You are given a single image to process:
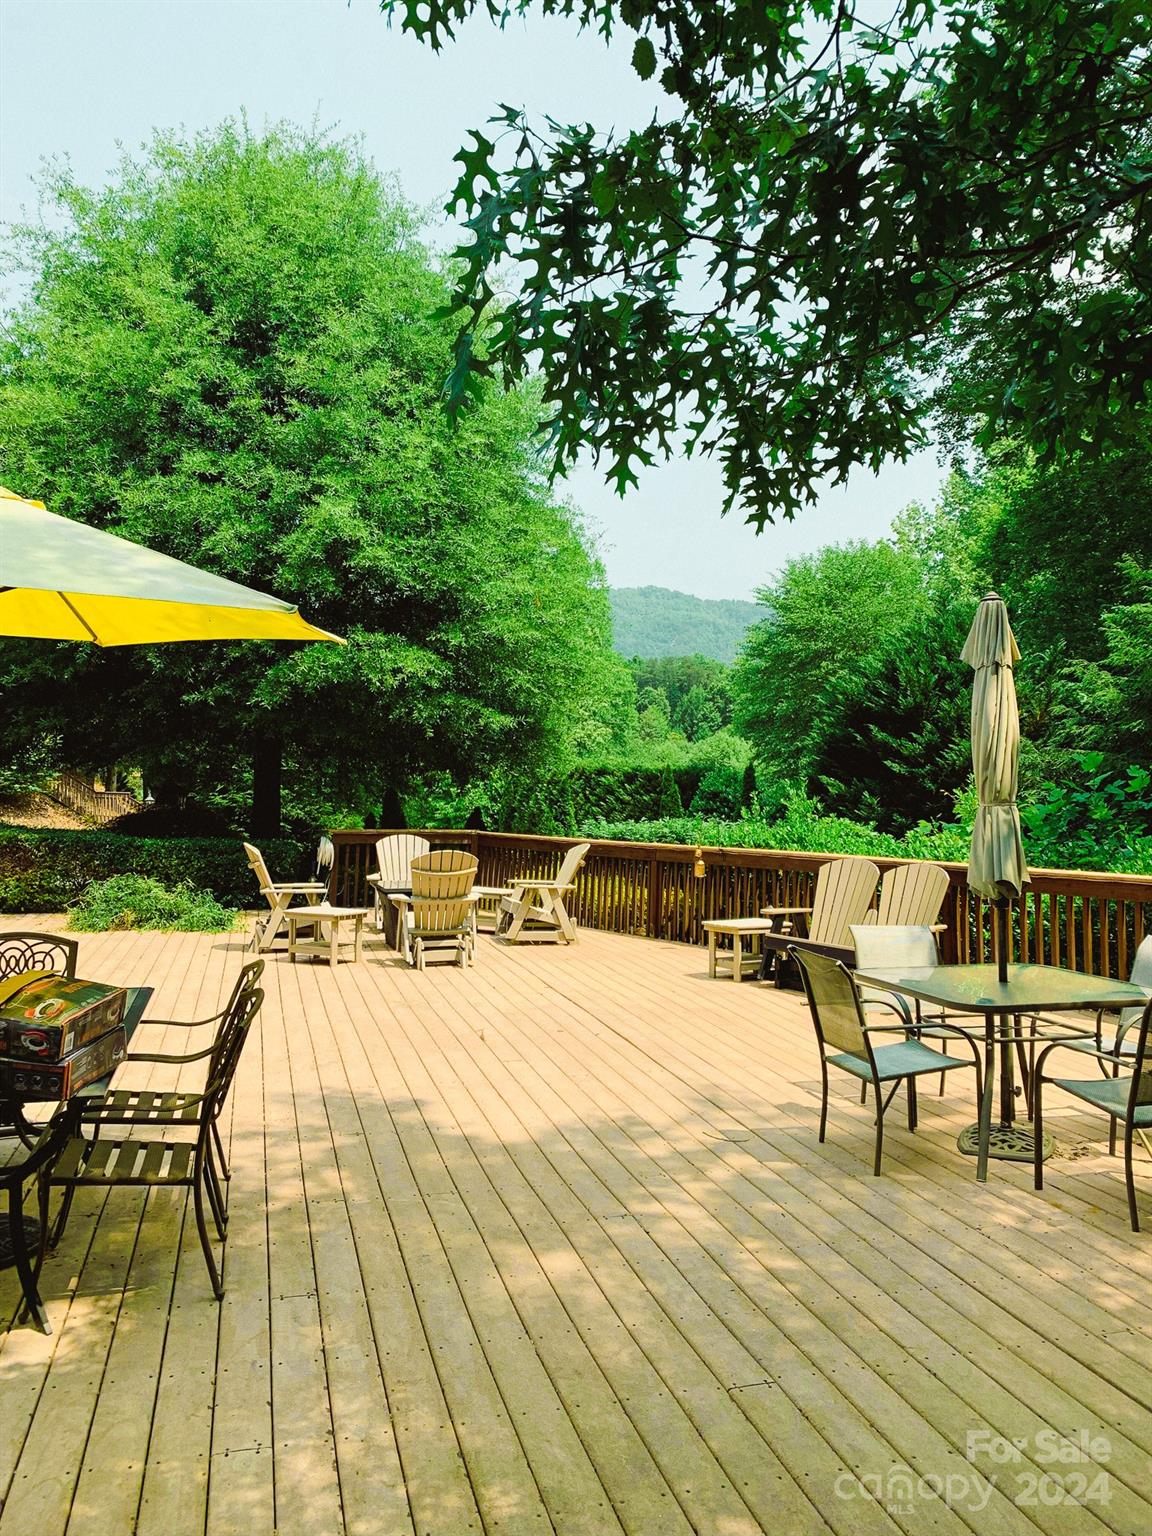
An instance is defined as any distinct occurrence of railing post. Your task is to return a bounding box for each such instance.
[648,856,661,940]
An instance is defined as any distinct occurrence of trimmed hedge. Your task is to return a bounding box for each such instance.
[0,827,310,913]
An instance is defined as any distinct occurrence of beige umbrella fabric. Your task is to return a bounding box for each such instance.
[962,593,1030,975]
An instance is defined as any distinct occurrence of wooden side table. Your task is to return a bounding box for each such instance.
[284,906,369,966]
[702,917,776,981]
[472,884,512,933]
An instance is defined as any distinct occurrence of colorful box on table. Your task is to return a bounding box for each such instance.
[0,975,128,1098]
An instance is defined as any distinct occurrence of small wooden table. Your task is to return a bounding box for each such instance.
[284,906,369,966]
[703,918,776,981]
[472,885,512,933]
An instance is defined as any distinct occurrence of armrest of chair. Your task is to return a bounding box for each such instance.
[272,881,328,894]
[126,1044,216,1064]
[760,905,812,917]
[137,1011,225,1031]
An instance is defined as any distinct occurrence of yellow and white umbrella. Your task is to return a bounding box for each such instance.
[0,487,342,646]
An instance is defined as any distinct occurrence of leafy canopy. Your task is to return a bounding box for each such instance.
[382,1,1152,525]
[0,122,613,826]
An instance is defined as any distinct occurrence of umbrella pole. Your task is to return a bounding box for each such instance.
[997,897,1009,986]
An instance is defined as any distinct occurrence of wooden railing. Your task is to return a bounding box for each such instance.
[48,772,139,824]
[331,829,1152,981]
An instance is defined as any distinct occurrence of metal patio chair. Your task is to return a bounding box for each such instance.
[0,1110,72,1332]
[48,967,265,1299]
[792,946,978,1175]
[0,931,80,1148]
[1033,995,1152,1231]
[0,931,78,982]
[850,924,984,1101]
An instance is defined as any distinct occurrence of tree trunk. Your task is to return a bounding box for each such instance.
[251,736,283,837]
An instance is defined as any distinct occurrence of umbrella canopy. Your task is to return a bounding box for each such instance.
[962,591,1029,904]
[0,487,342,646]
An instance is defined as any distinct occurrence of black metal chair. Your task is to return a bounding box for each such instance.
[0,932,78,982]
[0,1111,72,1332]
[48,965,264,1300]
[1033,996,1152,1231]
[0,931,80,1148]
[791,946,978,1175]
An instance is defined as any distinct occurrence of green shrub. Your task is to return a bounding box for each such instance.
[69,874,239,933]
[0,827,309,912]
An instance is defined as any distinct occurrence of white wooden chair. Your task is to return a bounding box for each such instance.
[497,842,590,944]
[367,833,430,937]
[861,861,950,930]
[758,857,880,981]
[243,842,328,953]
[391,850,479,970]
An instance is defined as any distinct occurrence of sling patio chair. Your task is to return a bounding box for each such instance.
[850,924,984,1101]
[496,841,591,945]
[367,833,430,941]
[243,841,328,953]
[1033,995,1152,1231]
[47,966,265,1300]
[792,946,978,1175]
[758,857,880,983]
[391,850,480,970]
[0,931,80,1148]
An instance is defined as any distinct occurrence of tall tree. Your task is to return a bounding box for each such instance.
[0,123,612,831]
[732,540,928,781]
[383,1,1152,525]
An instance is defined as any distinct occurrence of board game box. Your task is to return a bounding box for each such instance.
[0,975,128,1062]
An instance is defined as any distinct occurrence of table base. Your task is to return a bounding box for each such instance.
[957,1121,1054,1163]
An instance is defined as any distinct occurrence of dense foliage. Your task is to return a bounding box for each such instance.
[0,122,612,834]
[0,827,306,912]
[383,1,1152,525]
[69,873,239,932]
[609,587,763,662]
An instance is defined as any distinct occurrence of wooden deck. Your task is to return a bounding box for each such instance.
[1,922,1150,1536]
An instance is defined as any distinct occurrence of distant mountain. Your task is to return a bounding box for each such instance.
[609,586,766,663]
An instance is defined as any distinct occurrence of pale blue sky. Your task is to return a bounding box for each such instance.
[0,0,945,599]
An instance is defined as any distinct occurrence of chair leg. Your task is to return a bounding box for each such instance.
[872,1083,886,1176]
[211,1118,231,1181]
[193,1165,224,1300]
[203,1150,228,1239]
[1033,1082,1045,1191]
[1123,1122,1140,1233]
[906,1077,918,1133]
[818,1062,830,1144]
[9,1188,50,1334]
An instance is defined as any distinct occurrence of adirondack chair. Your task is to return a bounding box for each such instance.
[496,842,590,944]
[859,862,950,930]
[758,857,881,983]
[367,833,431,940]
[244,842,328,953]
[391,850,479,970]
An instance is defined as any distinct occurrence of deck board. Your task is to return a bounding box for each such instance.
[1,921,1149,1536]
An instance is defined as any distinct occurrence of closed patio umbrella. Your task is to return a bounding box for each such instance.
[962,591,1029,983]
[0,487,342,646]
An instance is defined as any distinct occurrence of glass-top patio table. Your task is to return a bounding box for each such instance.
[851,963,1149,1182]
